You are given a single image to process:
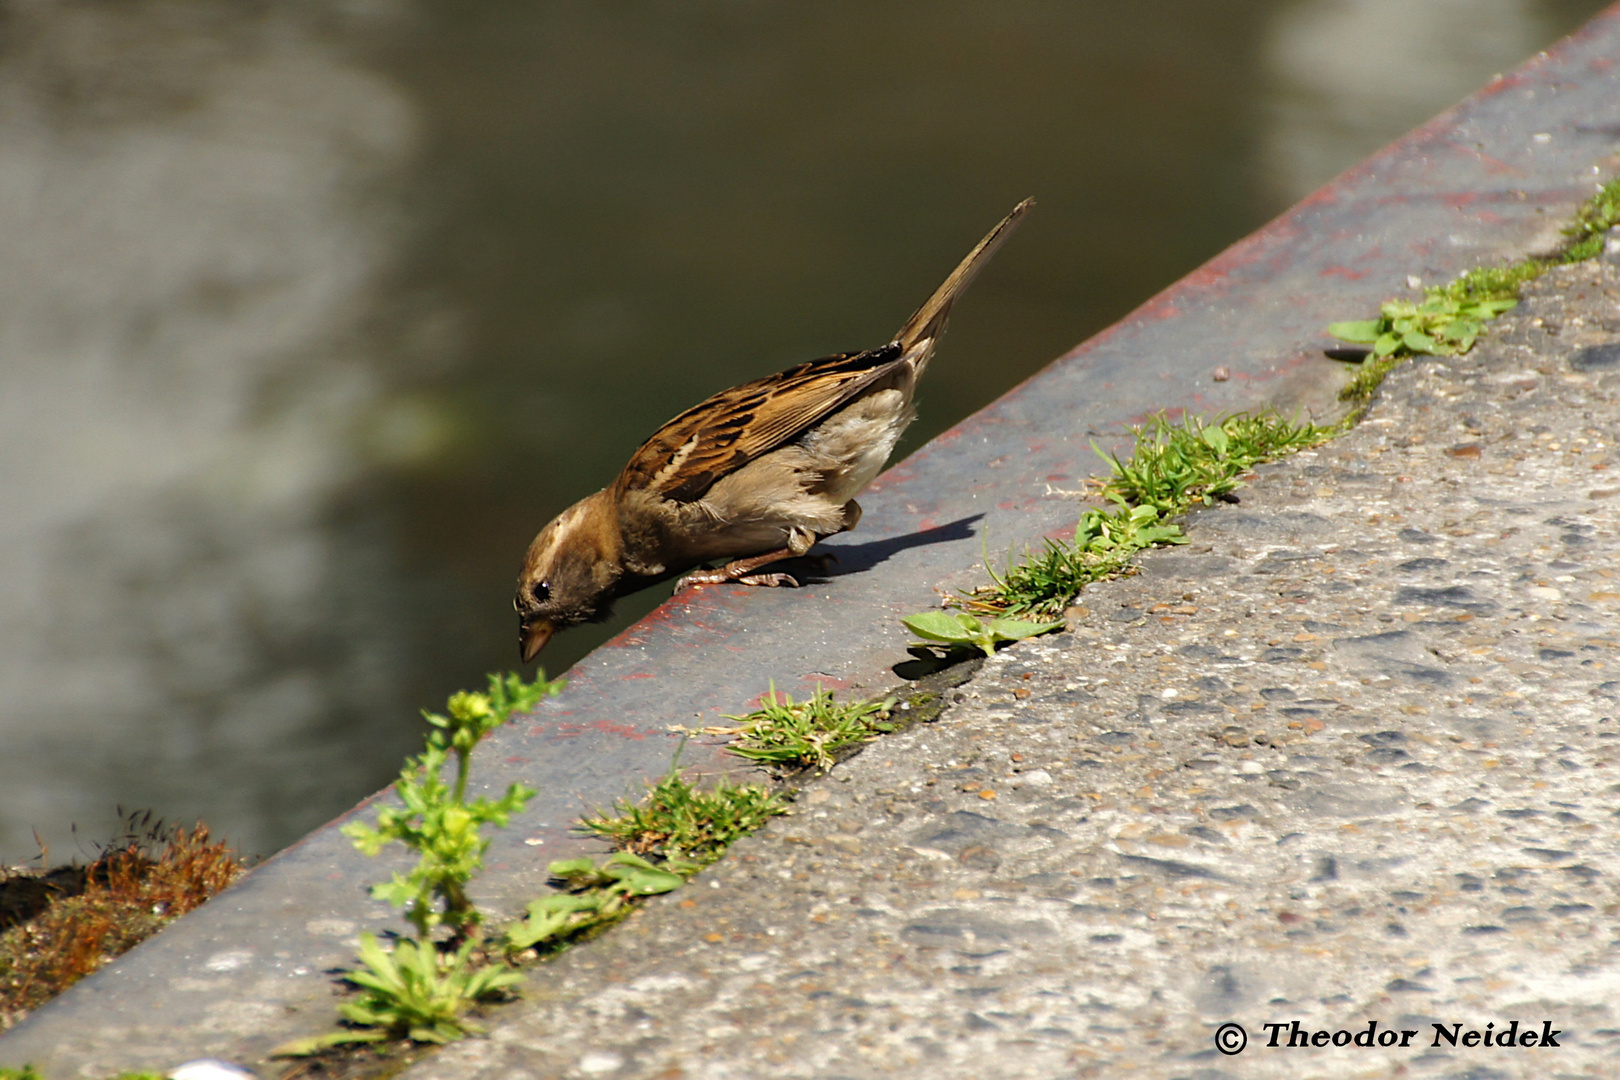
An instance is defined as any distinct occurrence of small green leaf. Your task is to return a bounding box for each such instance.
[532,892,602,915]
[984,617,1066,641]
[505,911,570,950]
[604,851,660,872]
[1401,330,1436,352]
[1373,333,1401,357]
[616,867,687,895]
[900,611,973,643]
[1327,320,1383,343]
[354,932,399,983]
[546,856,598,878]
[271,1028,390,1056]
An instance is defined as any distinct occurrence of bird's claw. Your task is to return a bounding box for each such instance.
[674,569,799,591]
[734,572,799,588]
[673,569,726,592]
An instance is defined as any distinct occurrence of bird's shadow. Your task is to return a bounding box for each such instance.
[626,513,982,610]
[782,512,983,581]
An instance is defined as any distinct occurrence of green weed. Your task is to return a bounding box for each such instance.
[1337,353,1401,409]
[278,671,561,1056]
[1103,411,1334,514]
[903,611,1065,657]
[954,410,1327,619]
[342,672,561,942]
[275,932,525,1054]
[1332,175,1620,407]
[503,762,789,955]
[1562,175,1620,260]
[503,853,688,953]
[580,768,788,865]
[1433,260,1545,305]
[956,498,1183,619]
[338,933,523,1045]
[506,762,788,956]
[546,852,690,893]
[1327,293,1518,361]
[719,685,896,771]
[957,500,1181,618]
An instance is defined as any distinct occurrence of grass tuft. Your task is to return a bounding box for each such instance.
[958,499,1180,619]
[334,933,521,1046]
[505,772,787,959]
[1561,175,1620,261]
[957,410,1330,619]
[1103,411,1333,513]
[719,685,896,771]
[580,767,788,865]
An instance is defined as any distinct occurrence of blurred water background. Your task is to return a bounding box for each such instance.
[0,0,1606,861]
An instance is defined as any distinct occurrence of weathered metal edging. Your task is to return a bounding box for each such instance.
[5,5,1619,1069]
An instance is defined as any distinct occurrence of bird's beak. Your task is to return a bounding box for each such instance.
[520,618,555,663]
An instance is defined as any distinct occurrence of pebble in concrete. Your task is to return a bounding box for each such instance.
[399,256,1620,1079]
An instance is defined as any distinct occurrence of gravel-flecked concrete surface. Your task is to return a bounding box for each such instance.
[399,249,1620,1080]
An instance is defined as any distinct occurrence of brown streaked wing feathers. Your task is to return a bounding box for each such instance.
[617,343,906,504]
[617,199,1033,507]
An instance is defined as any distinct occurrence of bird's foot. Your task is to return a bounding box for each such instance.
[674,544,801,592]
[674,567,799,591]
[670,544,803,595]
[673,568,729,592]
[733,572,799,588]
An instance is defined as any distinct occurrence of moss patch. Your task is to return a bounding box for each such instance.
[0,814,244,1029]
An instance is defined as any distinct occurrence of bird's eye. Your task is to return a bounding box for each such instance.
[531,582,551,605]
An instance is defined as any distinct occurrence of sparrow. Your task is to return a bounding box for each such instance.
[516,199,1032,661]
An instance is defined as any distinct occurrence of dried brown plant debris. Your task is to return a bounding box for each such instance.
[0,812,245,1028]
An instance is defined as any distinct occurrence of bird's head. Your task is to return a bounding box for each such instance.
[515,489,624,662]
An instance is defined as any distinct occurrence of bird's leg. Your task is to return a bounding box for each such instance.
[786,499,859,574]
[675,546,801,591]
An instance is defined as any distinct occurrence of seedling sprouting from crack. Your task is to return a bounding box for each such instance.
[276,671,561,1055]
[902,611,1064,657]
[947,410,1329,620]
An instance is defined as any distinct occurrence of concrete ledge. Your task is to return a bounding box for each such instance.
[5,7,1619,1071]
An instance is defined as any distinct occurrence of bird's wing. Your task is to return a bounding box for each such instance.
[618,343,906,504]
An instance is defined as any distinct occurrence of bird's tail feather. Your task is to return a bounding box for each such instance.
[894,197,1033,354]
